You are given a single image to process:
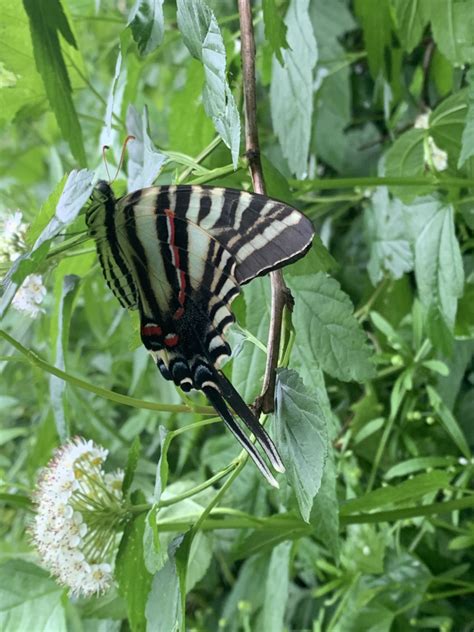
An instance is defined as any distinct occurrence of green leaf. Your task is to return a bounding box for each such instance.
[287,235,337,276]
[385,456,458,480]
[288,272,376,382]
[262,0,289,65]
[261,541,291,632]
[123,436,141,496]
[426,386,471,458]
[145,557,182,632]
[176,0,240,168]
[231,277,270,402]
[0,560,66,631]
[354,0,392,79]
[128,0,164,56]
[116,513,153,632]
[430,0,474,65]
[310,446,340,558]
[168,59,215,157]
[0,1,45,123]
[126,105,167,190]
[49,274,80,442]
[270,0,317,178]
[364,187,414,284]
[430,87,468,163]
[384,128,426,200]
[274,369,328,522]
[22,0,86,165]
[402,196,464,330]
[340,470,452,515]
[391,0,430,52]
[458,68,474,167]
[153,425,171,502]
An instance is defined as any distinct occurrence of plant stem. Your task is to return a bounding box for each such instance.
[291,175,474,191]
[239,0,287,413]
[0,330,213,415]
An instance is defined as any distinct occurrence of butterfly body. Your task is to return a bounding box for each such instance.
[87,181,314,485]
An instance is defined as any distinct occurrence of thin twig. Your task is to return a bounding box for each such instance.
[238,0,290,413]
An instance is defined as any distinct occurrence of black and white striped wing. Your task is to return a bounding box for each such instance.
[86,181,314,486]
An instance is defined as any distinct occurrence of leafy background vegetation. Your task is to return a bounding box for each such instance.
[1,0,474,630]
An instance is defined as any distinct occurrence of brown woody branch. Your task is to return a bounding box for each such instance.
[238,0,290,413]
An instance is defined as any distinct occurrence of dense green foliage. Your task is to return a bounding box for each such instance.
[1,0,474,630]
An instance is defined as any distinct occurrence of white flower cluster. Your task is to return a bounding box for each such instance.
[0,210,28,263]
[414,112,448,172]
[12,274,47,318]
[31,437,125,597]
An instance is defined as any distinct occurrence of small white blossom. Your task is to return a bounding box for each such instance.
[0,210,28,263]
[427,136,448,171]
[414,112,430,129]
[31,437,125,598]
[12,274,47,318]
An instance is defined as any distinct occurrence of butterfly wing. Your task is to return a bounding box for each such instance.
[87,181,314,485]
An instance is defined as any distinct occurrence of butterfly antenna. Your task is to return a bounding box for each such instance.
[111,135,136,184]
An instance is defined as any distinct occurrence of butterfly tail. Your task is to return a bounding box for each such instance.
[202,384,279,488]
[214,371,285,474]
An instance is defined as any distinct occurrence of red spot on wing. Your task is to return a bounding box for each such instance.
[141,324,162,337]
[164,333,179,347]
[173,307,185,320]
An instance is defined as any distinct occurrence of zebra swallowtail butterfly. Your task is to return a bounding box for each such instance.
[86,182,314,486]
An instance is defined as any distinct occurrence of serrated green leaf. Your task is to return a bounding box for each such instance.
[288,272,376,382]
[176,0,240,168]
[430,88,468,163]
[354,0,392,79]
[310,446,340,558]
[262,0,289,65]
[274,369,328,523]
[126,105,166,190]
[22,0,86,165]
[402,196,464,330]
[128,0,164,56]
[116,513,153,632]
[145,556,182,632]
[365,187,414,284]
[384,129,426,200]
[270,0,317,178]
[0,560,67,631]
[340,470,452,515]
[123,436,141,495]
[430,0,474,66]
[261,541,291,632]
[231,278,270,402]
[427,386,471,458]
[391,0,430,52]
[458,68,474,167]
[49,274,80,442]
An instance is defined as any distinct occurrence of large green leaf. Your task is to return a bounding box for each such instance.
[354,0,392,79]
[262,0,289,65]
[176,0,240,168]
[391,0,430,52]
[384,128,426,200]
[364,187,414,284]
[430,0,474,65]
[261,541,291,632]
[0,560,66,631]
[270,0,317,178]
[116,513,153,632]
[274,369,328,522]
[458,68,474,167]
[126,105,167,189]
[145,557,182,632]
[430,88,467,163]
[402,196,464,330]
[288,272,376,382]
[22,0,86,165]
[128,0,164,56]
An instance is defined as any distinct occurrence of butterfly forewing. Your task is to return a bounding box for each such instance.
[87,181,314,485]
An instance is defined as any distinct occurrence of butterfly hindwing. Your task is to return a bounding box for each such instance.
[87,180,314,484]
